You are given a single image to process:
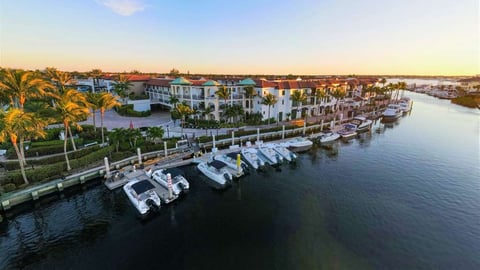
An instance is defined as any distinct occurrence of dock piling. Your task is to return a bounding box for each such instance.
[137,148,142,166]
[237,153,241,176]
[282,125,285,139]
[164,141,168,157]
[231,131,235,146]
[167,173,173,199]
[104,157,111,178]
[320,120,324,131]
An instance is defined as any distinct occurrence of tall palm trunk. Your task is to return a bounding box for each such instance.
[68,126,77,151]
[267,106,271,125]
[101,109,105,144]
[92,109,97,132]
[63,122,71,171]
[12,141,29,185]
[19,138,27,166]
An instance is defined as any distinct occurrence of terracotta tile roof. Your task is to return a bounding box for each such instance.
[146,78,173,87]
[254,79,277,88]
[126,75,152,81]
[190,79,208,86]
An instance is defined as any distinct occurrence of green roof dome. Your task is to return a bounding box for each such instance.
[238,78,256,86]
[202,80,220,86]
[170,77,192,85]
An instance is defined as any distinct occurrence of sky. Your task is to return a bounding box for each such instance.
[0,0,478,75]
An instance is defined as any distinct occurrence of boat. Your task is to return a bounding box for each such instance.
[350,116,373,132]
[147,168,189,196]
[197,160,233,185]
[337,124,358,140]
[213,152,249,177]
[281,137,313,152]
[270,143,297,162]
[398,97,413,113]
[123,179,161,217]
[257,144,283,165]
[382,103,402,121]
[241,147,265,169]
[316,132,341,144]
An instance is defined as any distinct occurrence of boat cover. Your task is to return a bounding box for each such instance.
[226,152,239,159]
[131,180,155,194]
[209,160,227,169]
[163,168,184,178]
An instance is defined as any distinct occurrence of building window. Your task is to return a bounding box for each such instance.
[282,100,284,105]
[282,90,285,95]
[257,101,260,104]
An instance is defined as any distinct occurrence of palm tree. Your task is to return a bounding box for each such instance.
[146,126,164,144]
[98,92,121,144]
[215,86,230,110]
[169,95,180,109]
[315,88,328,115]
[85,92,102,132]
[53,89,91,170]
[109,128,126,152]
[379,78,387,87]
[0,109,47,185]
[331,86,346,119]
[45,68,76,93]
[112,75,133,102]
[0,69,53,110]
[290,90,307,119]
[90,69,103,91]
[262,93,278,125]
[0,69,52,165]
[175,103,193,136]
[244,86,256,114]
[202,106,213,120]
[125,128,142,148]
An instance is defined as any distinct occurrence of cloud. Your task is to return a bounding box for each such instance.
[98,0,146,16]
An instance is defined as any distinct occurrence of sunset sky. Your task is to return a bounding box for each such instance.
[0,0,478,75]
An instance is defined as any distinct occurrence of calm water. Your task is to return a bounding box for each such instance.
[1,92,479,269]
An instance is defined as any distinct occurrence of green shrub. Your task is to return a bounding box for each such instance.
[30,138,84,148]
[2,183,16,193]
[452,96,479,108]
[116,105,151,117]
[3,146,101,170]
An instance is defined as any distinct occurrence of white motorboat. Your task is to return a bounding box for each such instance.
[123,179,161,217]
[281,137,313,152]
[258,144,283,165]
[197,160,233,185]
[316,132,341,144]
[270,143,296,162]
[214,152,249,177]
[241,147,265,169]
[147,168,189,196]
[350,116,373,132]
[398,97,413,113]
[382,103,402,121]
[337,124,358,140]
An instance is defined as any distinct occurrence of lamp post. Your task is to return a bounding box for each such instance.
[166,125,170,138]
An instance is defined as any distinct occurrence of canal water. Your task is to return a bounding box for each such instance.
[1,92,479,269]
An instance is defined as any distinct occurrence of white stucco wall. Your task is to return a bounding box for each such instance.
[127,99,150,112]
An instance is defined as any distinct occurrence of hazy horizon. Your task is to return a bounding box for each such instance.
[1,0,478,76]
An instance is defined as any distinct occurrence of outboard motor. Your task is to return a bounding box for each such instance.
[224,173,231,181]
[241,163,249,173]
[146,199,158,212]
